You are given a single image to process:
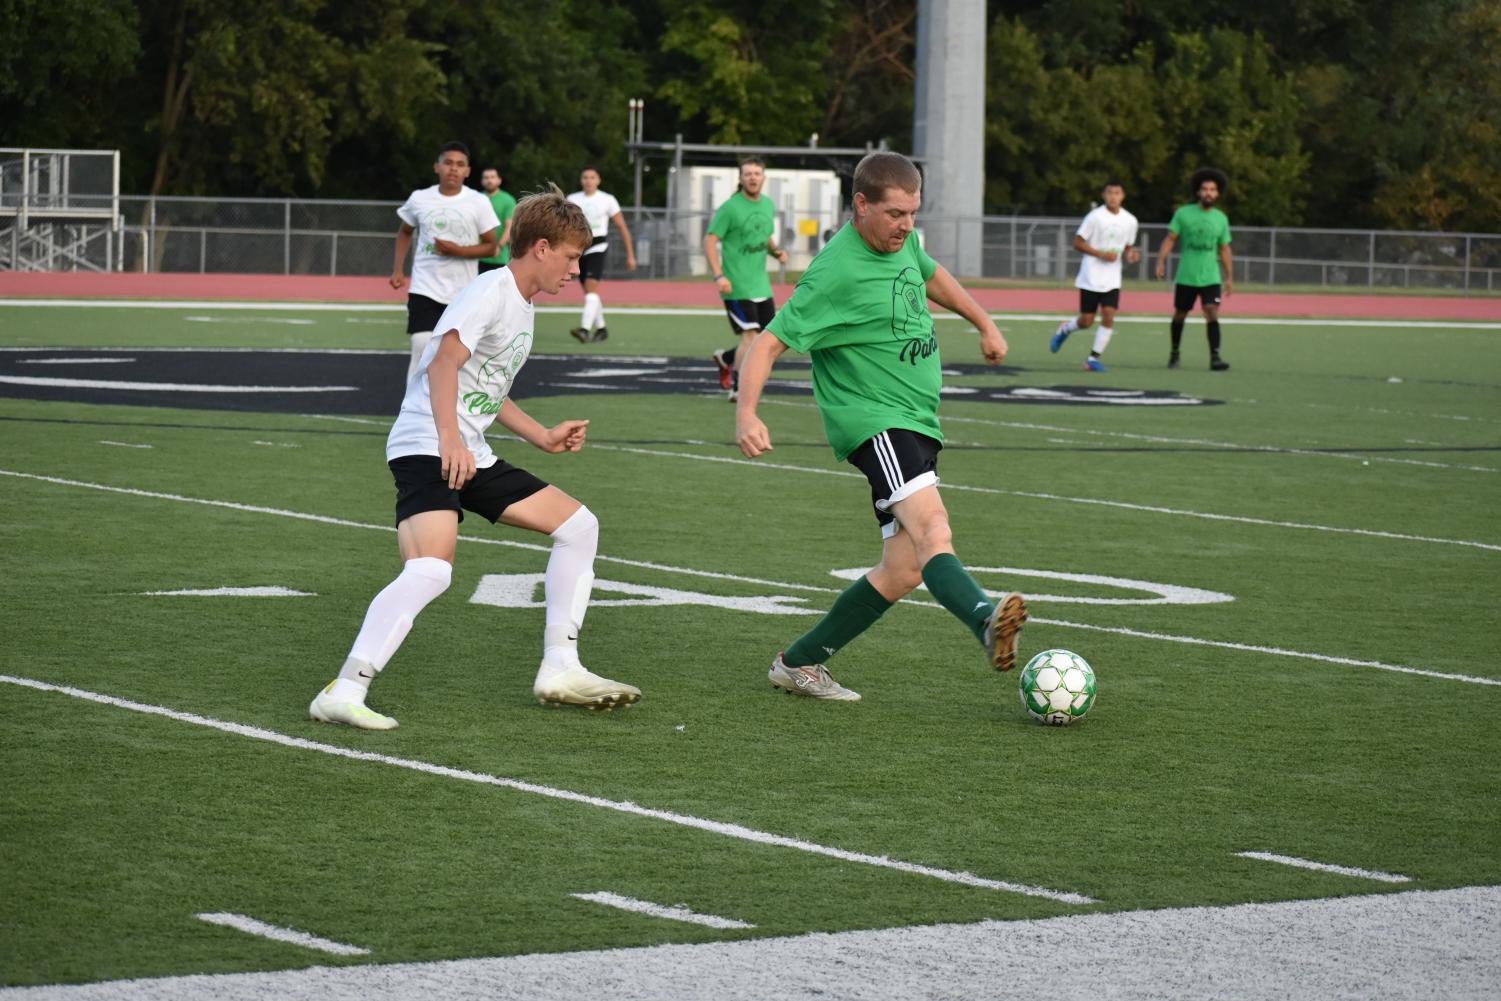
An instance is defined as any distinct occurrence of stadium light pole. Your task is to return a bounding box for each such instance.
[913,0,986,277]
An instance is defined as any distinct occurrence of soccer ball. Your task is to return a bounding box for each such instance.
[1018,649,1096,725]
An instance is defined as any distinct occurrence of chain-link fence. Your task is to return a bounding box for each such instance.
[5,192,1500,292]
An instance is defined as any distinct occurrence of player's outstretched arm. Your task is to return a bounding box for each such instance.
[926,264,1008,365]
[497,399,590,454]
[734,329,788,457]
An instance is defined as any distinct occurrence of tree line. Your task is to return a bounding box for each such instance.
[4,0,1497,230]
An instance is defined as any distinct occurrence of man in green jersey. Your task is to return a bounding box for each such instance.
[477,167,517,274]
[734,151,1027,702]
[1155,167,1233,370]
[704,157,790,400]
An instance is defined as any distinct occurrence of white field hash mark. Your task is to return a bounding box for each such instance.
[1235,851,1412,884]
[571,892,756,930]
[194,912,370,956]
[1,468,1496,688]
[0,675,1096,905]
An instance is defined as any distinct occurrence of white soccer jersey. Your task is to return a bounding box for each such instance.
[386,267,533,469]
[567,189,622,256]
[396,185,502,303]
[1074,205,1140,292]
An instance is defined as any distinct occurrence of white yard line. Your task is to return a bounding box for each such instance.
[0,674,1094,905]
[6,885,1497,1000]
[1235,852,1412,884]
[193,913,370,956]
[571,893,755,930]
[0,468,1494,686]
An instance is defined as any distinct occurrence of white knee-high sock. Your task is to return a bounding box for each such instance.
[345,557,452,679]
[542,506,598,667]
[1092,325,1115,355]
[407,330,433,386]
[582,292,603,332]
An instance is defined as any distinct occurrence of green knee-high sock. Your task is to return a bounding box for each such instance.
[784,575,893,667]
[921,552,994,644]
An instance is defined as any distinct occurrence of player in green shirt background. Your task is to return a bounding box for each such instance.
[477,166,517,273]
[703,157,790,400]
[734,152,1027,702]
[1155,167,1233,370]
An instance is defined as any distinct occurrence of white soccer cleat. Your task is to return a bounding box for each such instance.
[768,654,861,701]
[309,682,399,730]
[533,664,642,710]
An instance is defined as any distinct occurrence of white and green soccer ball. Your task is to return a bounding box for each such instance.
[1018,649,1097,725]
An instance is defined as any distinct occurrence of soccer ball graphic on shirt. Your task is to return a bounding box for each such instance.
[1018,649,1097,725]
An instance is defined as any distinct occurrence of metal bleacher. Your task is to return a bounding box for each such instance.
[0,148,122,272]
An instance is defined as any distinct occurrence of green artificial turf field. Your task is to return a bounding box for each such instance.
[1,300,1498,988]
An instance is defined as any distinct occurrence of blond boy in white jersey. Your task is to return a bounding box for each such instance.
[313,186,642,730]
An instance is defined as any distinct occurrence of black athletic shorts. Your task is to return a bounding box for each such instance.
[1173,284,1222,312]
[847,429,943,539]
[579,249,607,283]
[1078,288,1121,313]
[477,260,504,274]
[389,454,548,527]
[406,293,447,335]
[723,298,777,336]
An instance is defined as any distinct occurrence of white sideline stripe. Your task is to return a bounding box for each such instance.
[571,892,755,930]
[0,375,358,393]
[193,913,370,956]
[98,440,152,449]
[0,674,1093,905]
[11,886,1499,1001]
[1235,852,1412,884]
[1,468,1494,687]
[578,441,1501,552]
[4,299,1501,328]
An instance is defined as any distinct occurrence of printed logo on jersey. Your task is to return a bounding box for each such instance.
[419,207,473,255]
[462,331,532,415]
[891,266,937,365]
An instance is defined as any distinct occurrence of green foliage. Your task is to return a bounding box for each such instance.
[655,0,835,145]
[4,0,1498,231]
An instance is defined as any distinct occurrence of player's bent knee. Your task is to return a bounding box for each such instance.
[552,504,599,545]
[404,555,452,598]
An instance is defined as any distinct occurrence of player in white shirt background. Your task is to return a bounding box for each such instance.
[312,185,642,731]
[1049,180,1141,373]
[566,165,637,343]
[390,141,500,386]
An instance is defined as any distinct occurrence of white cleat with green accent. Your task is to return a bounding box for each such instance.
[534,664,641,710]
[309,683,399,730]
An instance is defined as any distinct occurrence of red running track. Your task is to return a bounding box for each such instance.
[1,271,1497,321]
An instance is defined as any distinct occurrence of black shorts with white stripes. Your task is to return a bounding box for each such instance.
[846,429,943,539]
[722,298,777,336]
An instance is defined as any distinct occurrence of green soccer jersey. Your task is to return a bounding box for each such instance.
[707,191,776,300]
[1168,203,1231,287]
[768,223,942,460]
[480,189,518,265]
